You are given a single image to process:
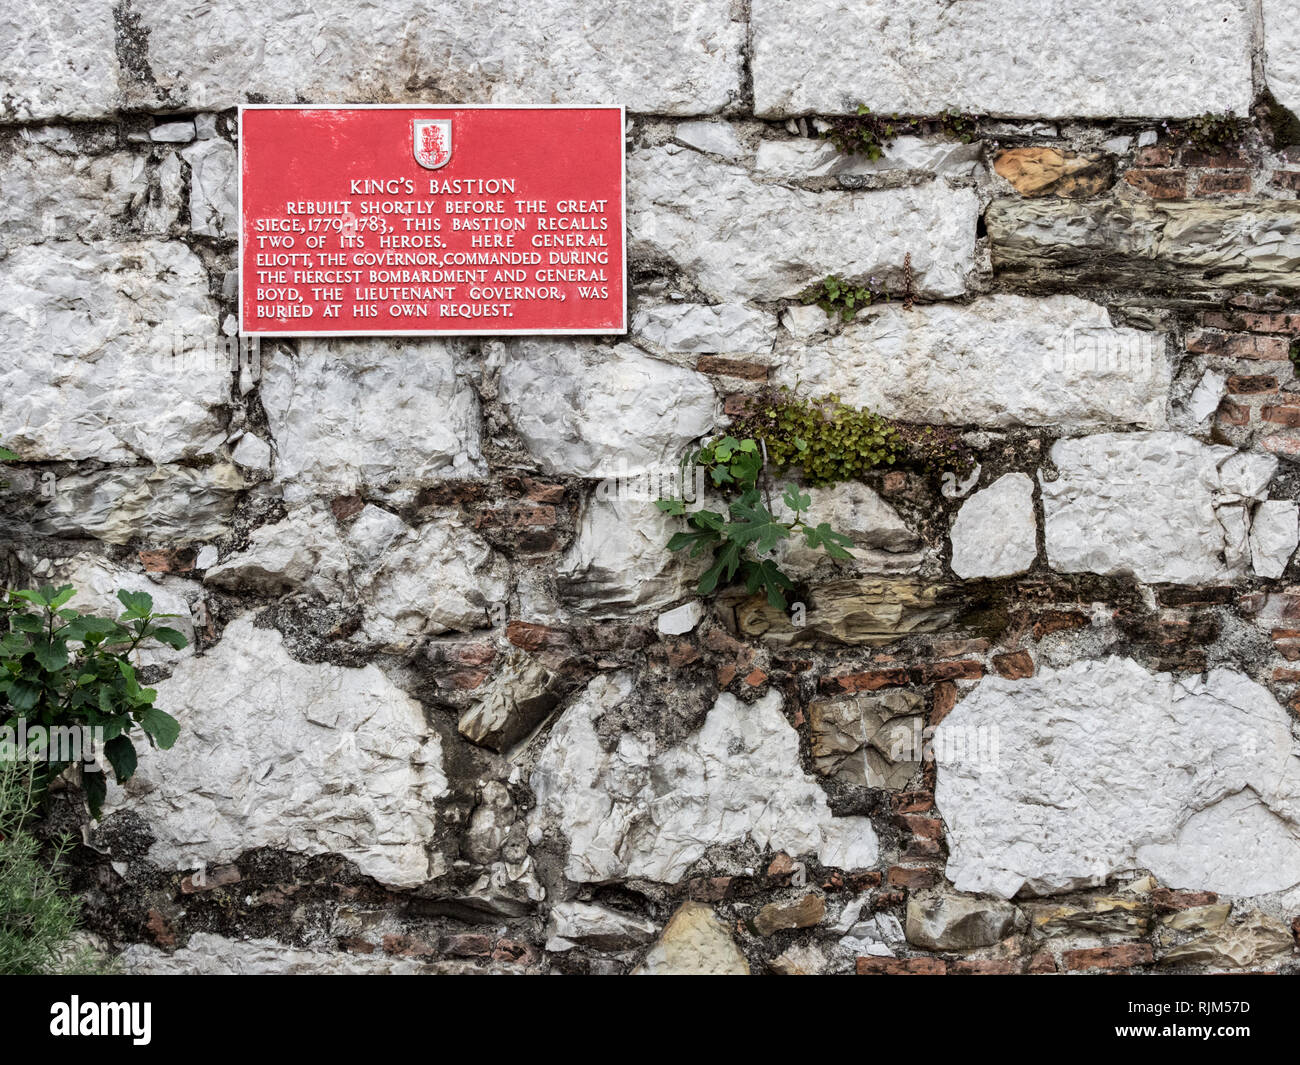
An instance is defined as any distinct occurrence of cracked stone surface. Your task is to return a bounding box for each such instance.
[531,676,879,883]
[106,615,450,889]
[935,656,1300,900]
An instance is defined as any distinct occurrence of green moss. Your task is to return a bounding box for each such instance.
[733,388,975,487]
[1259,90,1300,149]
[821,106,978,159]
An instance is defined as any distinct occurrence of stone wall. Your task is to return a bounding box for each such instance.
[3,0,1300,975]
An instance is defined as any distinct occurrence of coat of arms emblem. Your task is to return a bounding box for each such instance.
[413,119,453,170]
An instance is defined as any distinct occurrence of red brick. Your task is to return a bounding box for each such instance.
[743,667,768,687]
[1274,170,1300,193]
[1151,888,1219,913]
[492,939,537,965]
[899,814,943,840]
[914,660,984,683]
[949,959,1018,975]
[1273,667,1300,682]
[717,663,737,687]
[138,548,196,574]
[447,669,489,690]
[1062,944,1154,970]
[144,908,176,948]
[451,642,497,667]
[928,637,991,658]
[992,649,1035,679]
[1027,950,1058,973]
[330,494,366,521]
[1032,610,1091,638]
[1194,171,1250,196]
[506,620,566,652]
[1180,148,1249,168]
[1124,168,1186,199]
[696,355,769,381]
[1134,146,1174,167]
[767,852,797,879]
[903,839,943,860]
[1187,329,1290,360]
[856,956,947,975]
[887,866,938,891]
[443,933,493,957]
[1262,403,1300,427]
[663,640,701,667]
[930,681,958,727]
[895,789,934,814]
[683,876,734,902]
[1217,400,1251,427]
[524,479,567,504]
[1226,374,1279,394]
[476,503,557,528]
[1201,311,1300,335]
[1261,433,1300,458]
[338,936,375,954]
[723,393,754,416]
[847,870,883,892]
[703,627,746,656]
[824,668,910,693]
[382,934,437,958]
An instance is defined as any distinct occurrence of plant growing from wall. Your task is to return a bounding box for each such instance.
[800,274,888,321]
[0,444,16,490]
[1179,111,1244,153]
[821,106,978,159]
[656,436,854,609]
[0,585,187,819]
[733,389,903,485]
[0,763,113,974]
[734,388,976,486]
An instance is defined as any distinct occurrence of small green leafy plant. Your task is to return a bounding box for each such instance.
[800,274,888,321]
[735,387,976,485]
[733,388,904,485]
[656,436,853,609]
[1180,111,1244,153]
[0,585,187,819]
[0,762,113,974]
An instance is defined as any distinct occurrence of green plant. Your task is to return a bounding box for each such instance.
[657,436,854,608]
[0,763,89,974]
[821,105,978,158]
[1180,111,1244,153]
[800,274,888,321]
[0,444,16,490]
[892,422,977,479]
[0,585,187,819]
[734,388,904,485]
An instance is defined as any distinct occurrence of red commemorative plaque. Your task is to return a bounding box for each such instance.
[238,105,626,336]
